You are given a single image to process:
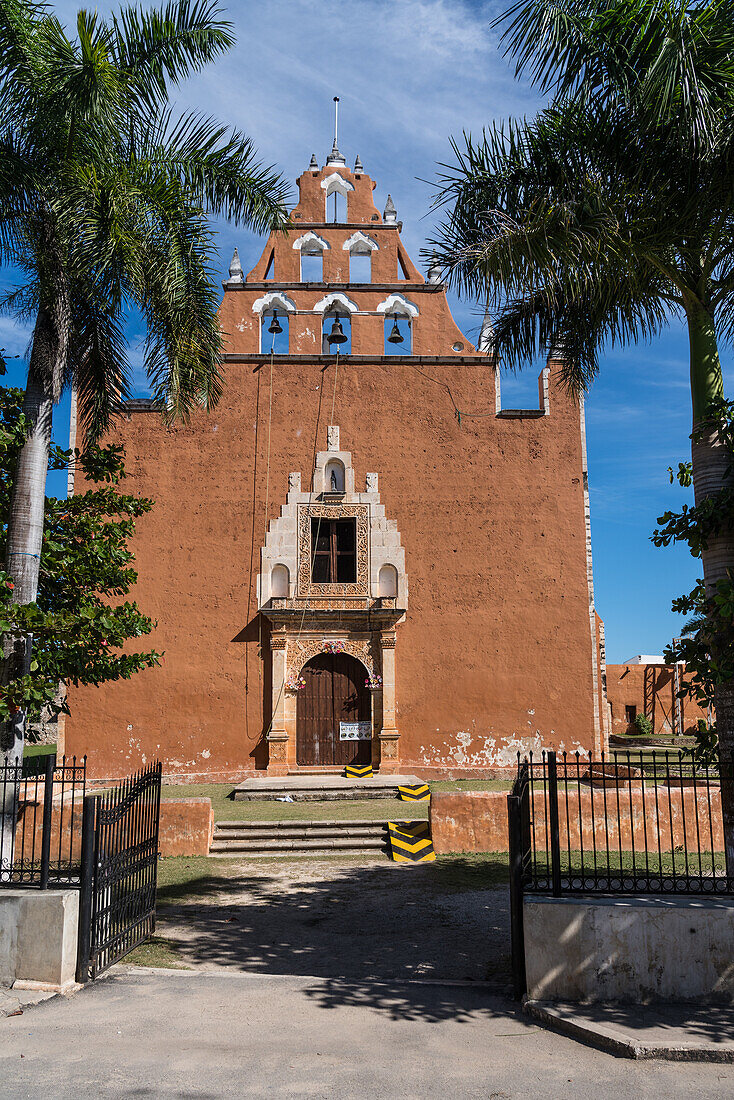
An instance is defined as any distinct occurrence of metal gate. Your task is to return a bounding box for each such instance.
[77,762,162,981]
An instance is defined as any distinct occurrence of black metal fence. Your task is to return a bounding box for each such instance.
[0,755,86,887]
[508,749,734,998]
[76,761,162,981]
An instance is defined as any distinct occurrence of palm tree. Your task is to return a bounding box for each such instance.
[430,0,734,863]
[0,0,289,862]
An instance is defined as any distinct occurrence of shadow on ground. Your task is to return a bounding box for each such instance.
[151,856,512,1020]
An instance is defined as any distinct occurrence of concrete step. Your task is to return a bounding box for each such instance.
[232,774,423,802]
[209,818,393,857]
[210,836,388,854]
[215,818,389,832]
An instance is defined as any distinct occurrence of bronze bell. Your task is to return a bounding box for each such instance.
[327,315,348,345]
[267,310,283,335]
[387,314,404,344]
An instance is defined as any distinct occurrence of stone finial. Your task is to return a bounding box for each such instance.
[427,255,442,284]
[366,472,378,493]
[478,307,495,355]
[227,247,243,284]
[383,194,397,224]
[326,140,346,167]
[327,425,340,451]
[309,153,318,170]
[288,471,301,492]
[354,154,363,174]
[548,339,566,361]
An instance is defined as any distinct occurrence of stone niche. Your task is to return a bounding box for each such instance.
[257,426,407,774]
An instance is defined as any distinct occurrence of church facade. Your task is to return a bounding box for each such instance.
[65,145,607,781]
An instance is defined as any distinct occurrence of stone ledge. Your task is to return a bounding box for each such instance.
[524,999,734,1062]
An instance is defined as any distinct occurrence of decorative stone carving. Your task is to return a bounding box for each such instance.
[327,426,340,451]
[297,504,369,597]
[290,636,378,680]
[366,472,378,492]
[381,634,397,649]
[288,471,301,491]
[270,635,287,651]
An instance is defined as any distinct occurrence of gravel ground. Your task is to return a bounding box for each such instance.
[153,857,512,987]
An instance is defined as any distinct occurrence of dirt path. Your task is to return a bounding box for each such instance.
[154,857,511,988]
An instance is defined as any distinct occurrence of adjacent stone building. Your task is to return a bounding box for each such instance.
[65,145,605,780]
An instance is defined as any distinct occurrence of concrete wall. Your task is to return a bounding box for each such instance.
[0,889,79,991]
[159,798,213,856]
[524,895,734,1002]
[430,787,725,854]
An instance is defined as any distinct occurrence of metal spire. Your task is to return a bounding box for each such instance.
[326,96,346,166]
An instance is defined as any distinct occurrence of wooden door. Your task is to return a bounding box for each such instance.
[297,653,372,766]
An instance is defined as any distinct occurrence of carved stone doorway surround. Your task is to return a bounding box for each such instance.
[257,427,407,775]
[264,619,401,775]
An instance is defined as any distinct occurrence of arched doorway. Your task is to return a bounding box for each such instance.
[296,653,371,766]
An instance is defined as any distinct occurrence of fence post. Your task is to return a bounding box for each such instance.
[39,754,55,890]
[508,794,527,999]
[76,794,96,983]
[547,751,562,897]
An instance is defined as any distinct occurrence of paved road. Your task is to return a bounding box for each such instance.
[1,967,731,1099]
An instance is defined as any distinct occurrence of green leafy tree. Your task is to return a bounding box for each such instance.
[430,0,734,868]
[657,397,734,763]
[0,386,159,725]
[0,0,290,781]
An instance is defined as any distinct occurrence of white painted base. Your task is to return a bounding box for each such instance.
[0,889,79,991]
[524,894,734,1003]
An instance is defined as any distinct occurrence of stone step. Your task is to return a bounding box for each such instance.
[232,774,423,802]
[215,818,390,831]
[209,818,395,857]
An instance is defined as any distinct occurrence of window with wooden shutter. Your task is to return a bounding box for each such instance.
[311,518,357,583]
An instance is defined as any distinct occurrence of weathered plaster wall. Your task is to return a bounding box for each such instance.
[524,895,734,1003]
[606,663,708,738]
[64,358,597,779]
[430,786,724,853]
[158,798,213,856]
[65,158,600,779]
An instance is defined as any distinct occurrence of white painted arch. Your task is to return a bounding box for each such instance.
[376,293,419,318]
[320,172,354,198]
[313,291,359,315]
[292,231,330,254]
[252,291,297,315]
[342,230,378,254]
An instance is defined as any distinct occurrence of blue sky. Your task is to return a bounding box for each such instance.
[2,0,732,662]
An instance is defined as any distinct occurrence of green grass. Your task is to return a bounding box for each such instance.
[160,783,428,822]
[124,935,191,969]
[531,849,727,878]
[429,779,512,792]
[23,742,57,759]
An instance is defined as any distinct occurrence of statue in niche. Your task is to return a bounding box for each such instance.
[288,471,301,491]
[330,469,339,491]
[327,426,340,451]
[366,472,378,492]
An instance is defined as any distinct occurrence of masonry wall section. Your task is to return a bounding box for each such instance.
[65,351,597,779]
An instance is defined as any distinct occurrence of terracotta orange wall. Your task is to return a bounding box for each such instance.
[430,787,724,853]
[606,664,708,737]
[64,160,599,780]
[158,798,213,856]
[64,357,597,780]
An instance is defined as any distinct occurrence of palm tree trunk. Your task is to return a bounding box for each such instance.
[687,303,734,876]
[0,303,62,871]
